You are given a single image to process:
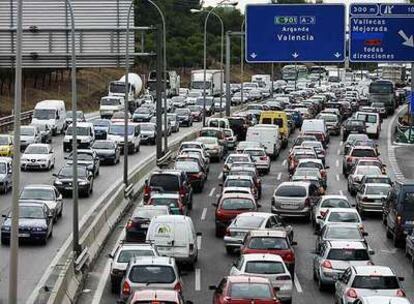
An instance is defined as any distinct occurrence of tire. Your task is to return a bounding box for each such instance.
[382,213,387,225]
[313,268,318,281]
[1,237,9,245]
[111,278,120,294]
[215,225,222,238]
[318,275,326,291]
[386,226,393,239]
[226,247,234,255]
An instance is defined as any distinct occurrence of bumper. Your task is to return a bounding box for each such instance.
[2,231,48,241]
[0,151,12,157]
[98,154,117,163]
[63,141,91,151]
[141,136,155,144]
[55,184,90,194]
[358,202,383,213]
[21,162,49,169]
[223,236,244,248]
[274,284,293,301]
[271,206,311,218]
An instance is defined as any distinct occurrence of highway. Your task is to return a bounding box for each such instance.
[76,109,414,304]
[0,115,205,303]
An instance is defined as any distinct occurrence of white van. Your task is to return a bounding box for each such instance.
[146,215,200,268]
[246,124,281,160]
[99,96,124,119]
[355,111,381,139]
[63,122,95,152]
[32,100,66,135]
[107,122,141,154]
[301,119,327,135]
[207,118,230,129]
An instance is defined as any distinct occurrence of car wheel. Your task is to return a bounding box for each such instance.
[382,213,387,225]
[215,225,222,238]
[1,236,9,245]
[40,237,47,246]
[111,278,120,294]
[226,247,234,255]
[318,274,326,291]
[96,168,100,176]
[2,182,7,194]
[386,225,393,239]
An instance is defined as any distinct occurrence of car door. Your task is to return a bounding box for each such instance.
[335,267,352,302]
[313,242,326,275]
[229,255,244,276]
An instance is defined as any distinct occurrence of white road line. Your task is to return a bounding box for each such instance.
[337,149,341,155]
[339,190,344,196]
[218,172,223,180]
[197,235,202,250]
[336,174,340,181]
[277,172,282,180]
[201,208,207,221]
[335,160,339,167]
[195,268,201,291]
[209,187,216,197]
[340,141,343,146]
[294,273,303,293]
[282,159,287,166]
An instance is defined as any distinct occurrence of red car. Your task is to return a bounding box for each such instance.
[240,229,297,275]
[124,289,193,304]
[213,193,259,237]
[209,275,280,304]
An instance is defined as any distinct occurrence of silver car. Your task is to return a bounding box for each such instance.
[311,195,352,228]
[356,183,391,215]
[335,266,405,304]
[313,241,373,290]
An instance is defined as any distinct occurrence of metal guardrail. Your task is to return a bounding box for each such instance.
[0,110,34,133]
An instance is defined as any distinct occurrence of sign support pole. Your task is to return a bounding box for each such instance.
[156,26,163,159]
[410,63,414,143]
[225,31,231,117]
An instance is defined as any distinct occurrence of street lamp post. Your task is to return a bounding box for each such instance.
[240,19,245,105]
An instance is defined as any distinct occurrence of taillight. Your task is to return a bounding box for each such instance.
[189,243,194,251]
[144,185,151,198]
[346,288,358,299]
[321,170,326,178]
[126,220,133,229]
[322,260,332,269]
[304,198,311,207]
[174,281,183,293]
[179,186,186,197]
[285,251,295,262]
[396,289,406,297]
[362,197,368,202]
[260,156,267,160]
[276,275,291,281]
[225,228,231,236]
[397,215,402,226]
[347,156,353,163]
[121,281,131,295]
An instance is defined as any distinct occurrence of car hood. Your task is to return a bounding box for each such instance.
[66,160,93,166]
[22,154,49,160]
[3,218,47,228]
[141,130,155,136]
[21,135,35,141]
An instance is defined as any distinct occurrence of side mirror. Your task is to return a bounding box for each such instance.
[196,232,202,236]
[208,285,217,291]
[291,241,298,246]
[48,215,53,219]
[257,204,262,208]
[52,173,57,177]
[108,253,114,259]
[325,166,330,169]
[186,301,194,304]
[212,203,218,207]
[362,232,369,237]
[273,286,280,293]
[398,277,405,282]
[2,214,7,218]
[369,249,375,255]
[316,215,323,220]
[219,183,223,187]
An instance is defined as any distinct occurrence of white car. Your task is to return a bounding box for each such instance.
[20,125,42,151]
[318,208,363,232]
[312,195,352,228]
[21,143,55,171]
[354,296,411,304]
[335,266,406,304]
[243,147,271,174]
[230,253,293,303]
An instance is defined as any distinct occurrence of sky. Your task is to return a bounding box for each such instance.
[203,0,407,13]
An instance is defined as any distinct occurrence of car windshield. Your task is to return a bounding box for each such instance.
[365,185,390,195]
[196,137,217,145]
[25,145,48,154]
[93,120,110,127]
[0,137,9,145]
[275,185,306,197]
[230,283,272,299]
[140,123,155,131]
[325,226,362,239]
[20,188,54,200]
[221,198,255,210]
[188,105,202,112]
[245,150,265,157]
[365,177,391,184]
[175,109,188,115]
[200,130,220,138]
[355,167,381,176]
[248,237,289,250]
[134,208,168,219]
[351,149,377,158]
[401,192,414,216]
[175,161,200,173]
[135,108,151,114]
[328,212,359,223]
[66,153,93,161]
[59,167,87,178]
[109,124,135,136]
[0,163,6,174]
[352,276,399,289]
[321,198,350,208]
[129,265,176,284]
[167,114,177,121]
[233,216,264,229]
[321,115,337,122]
[327,249,369,261]
[357,113,377,124]
[117,249,155,263]
[18,206,44,219]
[227,156,250,164]
[34,109,55,120]
[92,141,114,149]
[66,126,90,136]
[21,128,35,136]
[225,179,252,188]
[245,261,286,275]
[149,175,179,192]
[100,98,120,105]
[188,92,201,98]
[67,111,83,119]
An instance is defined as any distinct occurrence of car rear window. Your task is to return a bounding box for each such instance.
[245,261,285,275]
[129,265,176,283]
[230,283,272,299]
[233,216,265,229]
[150,175,179,192]
[225,179,252,188]
[117,249,155,263]
[327,249,369,261]
[352,275,399,289]
[321,198,350,208]
[228,118,244,127]
[221,198,255,210]
[328,212,359,223]
[247,237,289,250]
[325,226,362,240]
[275,185,307,197]
[351,149,377,158]
[402,192,414,216]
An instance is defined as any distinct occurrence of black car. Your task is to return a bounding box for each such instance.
[188,105,203,122]
[132,107,153,122]
[91,140,120,165]
[53,165,94,197]
[195,97,215,116]
[92,119,112,140]
[65,149,100,177]
[1,202,53,245]
[174,108,193,127]
[228,116,248,141]
[342,119,367,141]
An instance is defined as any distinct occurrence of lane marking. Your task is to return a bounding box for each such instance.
[339,190,344,196]
[197,235,202,250]
[218,172,223,180]
[340,141,343,146]
[335,160,339,167]
[209,187,216,197]
[282,160,287,166]
[201,208,207,221]
[336,174,340,181]
[277,173,282,180]
[294,273,303,293]
[337,149,341,155]
[195,268,201,291]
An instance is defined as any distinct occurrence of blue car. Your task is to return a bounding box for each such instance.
[93,119,112,140]
[1,202,53,245]
[285,109,302,128]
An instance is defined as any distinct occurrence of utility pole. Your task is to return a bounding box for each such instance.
[156,26,163,159]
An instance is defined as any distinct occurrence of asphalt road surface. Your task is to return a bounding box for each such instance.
[0,116,205,303]
[77,109,414,304]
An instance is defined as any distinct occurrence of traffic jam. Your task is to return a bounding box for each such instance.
[96,73,414,304]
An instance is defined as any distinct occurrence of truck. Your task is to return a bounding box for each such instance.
[369,80,396,115]
[379,64,406,87]
[99,96,125,119]
[190,69,223,97]
[147,70,180,98]
[108,73,143,113]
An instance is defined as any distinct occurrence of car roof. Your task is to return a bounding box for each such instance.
[117,243,155,250]
[150,193,180,199]
[328,208,359,213]
[352,145,376,150]
[327,241,367,249]
[151,169,182,176]
[321,195,348,200]
[241,253,285,263]
[129,255,175,266]
[248,229,287,238]
[130,290,179,302]
[69,122,93,127]
[364,183,391,188]
[226,175,253,180]
[22,184,54,190]
[18,202,47,208]
[278,181,310,187]
[353,266,395,276]
[221,192,255,200]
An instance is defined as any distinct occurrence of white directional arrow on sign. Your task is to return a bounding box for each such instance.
[334,52,341,58]
[398,30,414,48]
[292,52,299,58]
[250,52,257,59]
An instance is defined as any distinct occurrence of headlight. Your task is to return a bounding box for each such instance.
[33,227,46,231]
[54,181,62,185]
[2,226,10,231]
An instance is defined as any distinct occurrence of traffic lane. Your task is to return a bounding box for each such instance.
[394,146,414,179]
[0,122,204,303]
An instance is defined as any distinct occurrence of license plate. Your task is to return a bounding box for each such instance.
[18,233,30,238]
[282,204,298,210]
[405,221,414,225]
[140,224,149,228]
[234,232,246,237]
[158,246,172,252]
[350,130,358,133]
